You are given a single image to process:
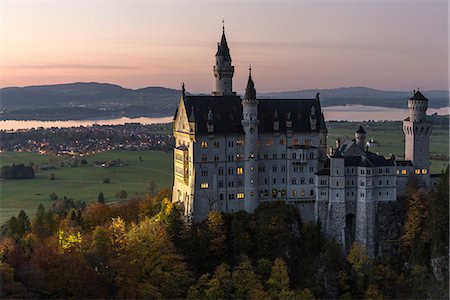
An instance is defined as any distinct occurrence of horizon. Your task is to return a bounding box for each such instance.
[2,81,450,94]
[1,0,449,92]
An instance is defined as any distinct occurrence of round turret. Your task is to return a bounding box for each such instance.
[408,89,428,122]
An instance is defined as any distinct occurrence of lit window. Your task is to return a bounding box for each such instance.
[237,167,243,175]
[415,169,421,175]
[266,139,273,146]
[422,169,427,174]
[301,190,305,197]
[201,182,208,189]
[201,141,208,148]
[237,139,244,146]
[396,170,399,174]
[292,139,299,145]
[236,193,245,199]
[279,139,285,145]
[292,190,297,197]
[401,169,407,175]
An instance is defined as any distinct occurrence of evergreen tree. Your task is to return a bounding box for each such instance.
[429,167,449,257]
[98,192,105,204]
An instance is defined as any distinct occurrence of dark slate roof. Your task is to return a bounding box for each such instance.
[216,31,231,61]
[331,149,344,158]
[409,90,428,101]
[331,151,394,167]
[316,169,330,176]
[288,145,317,149]
[339,140,354,153]
[396,160,413,166]
[365,152,395,166]
[258,98,326,133]
[344,156,362,166]
[183,95,244,134]
[178,95,326,135]
[244,72,256,100]
[356,126,366,134]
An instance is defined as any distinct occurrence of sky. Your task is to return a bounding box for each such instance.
[1,0,448,93]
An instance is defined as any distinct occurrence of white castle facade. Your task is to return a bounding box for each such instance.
[172,27,433,257]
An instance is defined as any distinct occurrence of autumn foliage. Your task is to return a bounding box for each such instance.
[1,170,449,300]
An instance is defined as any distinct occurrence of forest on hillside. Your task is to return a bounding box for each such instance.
[1,169,448,299]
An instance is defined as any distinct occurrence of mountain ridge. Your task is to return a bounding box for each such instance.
[1,82,448,120]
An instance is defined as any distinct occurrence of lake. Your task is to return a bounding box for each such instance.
[0,105,448,131]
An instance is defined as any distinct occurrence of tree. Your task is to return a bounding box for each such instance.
[428,167,449,257]
[16,210,30,238]
[31,204,57,239]
[90,226,113,257]
[365,284,384,300]
[0,164,34,179]
[231,256,268,299]
[49,192,58,200]
[207,211,226,259]
[402,189,429,249]
[148,180,157,195]
[98,192,105,204]
[116,190,127,201]
[118,219,192,299]
[266,257,290,298]
[81,202,113,229]
[2,210,30,241]
[347,242,369,273]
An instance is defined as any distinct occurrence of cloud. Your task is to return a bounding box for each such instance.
[8,64,139,70]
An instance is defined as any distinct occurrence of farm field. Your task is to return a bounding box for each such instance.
[0,150,173,224]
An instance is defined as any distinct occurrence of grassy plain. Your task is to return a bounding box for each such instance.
[0,150,173,224]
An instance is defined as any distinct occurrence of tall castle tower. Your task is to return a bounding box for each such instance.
[212,23,235,96]
[241,67,259,213]
[403,90,432,186]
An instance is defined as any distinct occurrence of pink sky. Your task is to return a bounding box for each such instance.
[1,0,448,93]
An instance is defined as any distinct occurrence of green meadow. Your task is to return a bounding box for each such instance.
[0,150,173,224]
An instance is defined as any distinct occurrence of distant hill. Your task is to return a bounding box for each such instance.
[261,87,449,108]
[0,83,448,120]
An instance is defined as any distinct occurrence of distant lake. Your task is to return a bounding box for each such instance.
[0,105,448,131]
[0,116,174,131]
[324,105,449,121]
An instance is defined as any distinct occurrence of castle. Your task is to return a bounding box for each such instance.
[172,26,433,257]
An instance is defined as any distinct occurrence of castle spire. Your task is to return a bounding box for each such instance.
[244,65,256,100]
[212,21,235,96]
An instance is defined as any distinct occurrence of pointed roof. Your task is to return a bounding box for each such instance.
[331,149,344,158]
[215,25,231,61]
[244,66,256,100]
[409,89,428,101]
[356,126,366,134]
